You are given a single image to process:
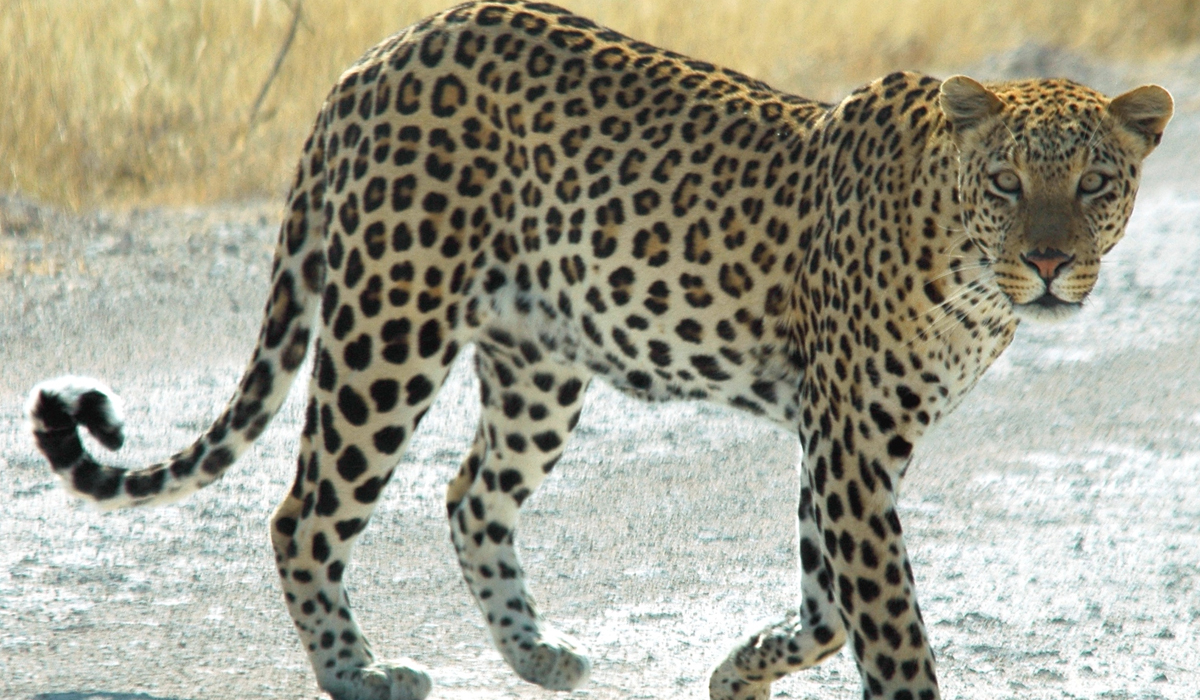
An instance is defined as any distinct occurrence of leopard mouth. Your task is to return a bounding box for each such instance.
[1031,292,1074,308]
[1012,291,1083,321]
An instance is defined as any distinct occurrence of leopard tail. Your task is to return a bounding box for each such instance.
[24,117,330,510]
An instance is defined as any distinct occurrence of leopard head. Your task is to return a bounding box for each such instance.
[939,75,1172,321]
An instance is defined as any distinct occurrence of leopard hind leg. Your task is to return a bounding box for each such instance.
[444,336,593,691]
[270,334,460,700]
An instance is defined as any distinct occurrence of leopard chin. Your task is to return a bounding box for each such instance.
[1012,293,1086,322]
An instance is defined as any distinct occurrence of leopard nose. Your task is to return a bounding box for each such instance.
[1021,248,1075,281]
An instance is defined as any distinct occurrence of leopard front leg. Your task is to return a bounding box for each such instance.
[712,421,939,700]
[446,346,592,690]
[800,427,940,699]
[710,458,847,700]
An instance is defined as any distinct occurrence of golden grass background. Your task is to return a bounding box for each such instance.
[3,0,1199,209]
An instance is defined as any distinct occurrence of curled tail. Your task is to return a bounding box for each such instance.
[26,135,329,510]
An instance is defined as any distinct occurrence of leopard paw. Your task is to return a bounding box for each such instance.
[321,658,432,700]
[709,657,772,700]
[501,628,591,691]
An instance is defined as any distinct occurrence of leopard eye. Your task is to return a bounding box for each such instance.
[990,170,1022,196]
[1078,171,1109,195]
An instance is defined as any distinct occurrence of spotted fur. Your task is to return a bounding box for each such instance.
[26,2,1171,699]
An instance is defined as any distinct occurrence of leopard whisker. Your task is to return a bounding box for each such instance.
[925,262,991,286]
[907,283,982,345]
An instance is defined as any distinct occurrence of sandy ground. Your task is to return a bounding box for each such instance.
[2,51,1199,700]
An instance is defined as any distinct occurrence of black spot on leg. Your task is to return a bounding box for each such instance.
[531,430,561,452]
[343,334,372,371]
[881,623,903,650]
[502,393,525,418]
[381,318,411,364]
[887,436,912,459]
[896,385,921,409]
[337,386,370,426]
[406,375,434,405]
[302,251,325,292]
[518,341,542,363]
[690,354,730,381]
[315,479,340,516]
[418,319,443,357]
[321,405,342,454]
[369,379,399,412]
[486,522,510,543]
[333,305,355,340]
[857,577,881,603]
[556,377,583,406]
[887,597,909,618]
[335,518,364,541]
[354,476,386,504]
[312,532,331,563]
[373,425,406,454]
[627,371,651,389]
[275,516,298,537]
[826,493,844,522]
[800,537,820,573]
[498,469,523,492]
[813,625,836,645]
[876,654,897,681]
[533,373,554,391]
[869,403,895,433]
[336,445,367,481]
[318,348,338,391]
[860,613,880,642]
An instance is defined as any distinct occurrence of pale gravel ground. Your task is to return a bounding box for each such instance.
[1,51,1198,700]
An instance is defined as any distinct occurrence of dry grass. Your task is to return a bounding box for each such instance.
[3,0,1198,209]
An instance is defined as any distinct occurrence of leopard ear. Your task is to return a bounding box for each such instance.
[1110,84,1173,153]
[939,75,1004,135]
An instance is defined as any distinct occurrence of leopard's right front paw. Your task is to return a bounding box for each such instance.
[709,657,772,700]
[321,658,432,700]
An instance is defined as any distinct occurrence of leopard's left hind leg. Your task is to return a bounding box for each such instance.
[445,339,592,690]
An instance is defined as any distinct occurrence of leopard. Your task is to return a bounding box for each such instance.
[25,1,1173,699]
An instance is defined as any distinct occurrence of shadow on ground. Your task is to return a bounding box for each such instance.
[35,692,193,700]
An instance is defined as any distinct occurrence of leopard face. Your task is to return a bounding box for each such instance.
[942,76,1172,321]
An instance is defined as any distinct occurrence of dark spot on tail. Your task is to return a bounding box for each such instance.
[75,390,124,450]
[72,458,122,500]
[33,427,84,468]
[170,445,202,477]
[125,469,167,497]
[32,390,74,430]
[201,447,236,475]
